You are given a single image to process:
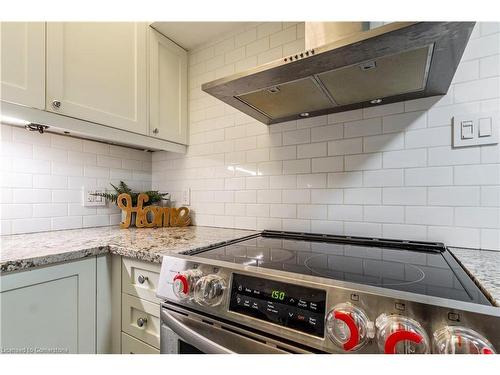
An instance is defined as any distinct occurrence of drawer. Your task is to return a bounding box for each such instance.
[122,258,161,303]
[122,293,160,349]
[121,332,159,354]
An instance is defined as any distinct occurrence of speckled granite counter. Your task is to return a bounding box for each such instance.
[450,247,500,307]
[2,228,499,308]
[0,226,258,273]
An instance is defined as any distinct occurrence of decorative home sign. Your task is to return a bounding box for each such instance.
[117,193,191,229]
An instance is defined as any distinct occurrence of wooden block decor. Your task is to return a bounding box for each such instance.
[117,193,191,229]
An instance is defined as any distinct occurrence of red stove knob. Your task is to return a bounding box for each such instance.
[433,326,496,354]
[376,314,430,354]
[172,269,202,299]
[326,303,374,352]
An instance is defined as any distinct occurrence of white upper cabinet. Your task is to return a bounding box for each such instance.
[149,27,188,144]
[0,22,45,109]
[46,22,148,134]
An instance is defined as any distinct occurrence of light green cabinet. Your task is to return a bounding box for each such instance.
[0,258,97,354]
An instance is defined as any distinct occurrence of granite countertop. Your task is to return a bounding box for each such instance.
[1,226,499,308]
[449,247,500,307]
[0,226,258,273]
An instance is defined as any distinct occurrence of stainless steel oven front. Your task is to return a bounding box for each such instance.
[160,302,314,354]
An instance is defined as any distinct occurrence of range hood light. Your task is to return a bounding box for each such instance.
[267,86,281,94]
[300,112,310,117]
[370,99,382,104]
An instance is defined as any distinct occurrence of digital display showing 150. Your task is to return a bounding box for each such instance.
[271,290,286,300]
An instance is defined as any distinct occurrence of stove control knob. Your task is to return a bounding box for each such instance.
[172,269,202,299]
[194,274,226,307]
[326,303,374,352]
[376,314,430,354]
[433,326,496,354]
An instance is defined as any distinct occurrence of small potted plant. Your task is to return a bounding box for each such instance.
[92,181,169,226]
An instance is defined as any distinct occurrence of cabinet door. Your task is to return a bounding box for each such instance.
[0,258,96,354]
[46,22,148,134]
[0,22,45,109]
[149,28,188,144]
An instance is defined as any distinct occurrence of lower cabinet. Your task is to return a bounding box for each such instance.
[0,255,162,354]
[0,257,97,354]
[120,258,162,353]
[121,332,159,354]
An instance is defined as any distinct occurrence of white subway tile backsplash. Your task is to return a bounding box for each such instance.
[406,207,454,226]
[311,189,343,204]
[283,129,311,145]
[344,118,382,138]
[297,143,327,158]
[283,189,311,204]
[328,205,363,221]
[328,138,363,155]
[311,124,343,142]
[363,133,404,153]
[298,205,327,220]
[344,188,381,205]
[383,149,427,168]
[404,167,453,186]
[382,187,427,205]
[382,111,427,133]
[312,156,344,173]
[363,170,404,187]
[327,171,363,188]
[428,146,481,166]
[270,175,297,189]
[454,165,500,185]
[345,153,382,171]
[428,226,480,248]
[283,159,311,174]
[364,206,404,223]
[270,204,296,218]
[481,186,500,206]
[382,224,427,241]
[297,174,327,188]
[2,126,152,232]
[148,22,500,250]
[455,207,500,228]
[428,186,481,206]
[405,127,451,149]
[270,146,296,160]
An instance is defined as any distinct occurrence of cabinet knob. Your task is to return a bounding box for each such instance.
[152,128,159,134]
[137,317,148,328]
[52,100,61,109]
[137,274,148,284]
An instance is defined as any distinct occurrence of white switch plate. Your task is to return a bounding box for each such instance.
[453,112,499,148]
[181,187,191,206]
[83,188,106,207]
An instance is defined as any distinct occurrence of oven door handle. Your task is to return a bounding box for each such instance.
[161,309,235,354]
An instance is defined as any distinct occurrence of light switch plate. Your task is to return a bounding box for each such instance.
[453,112,499,148]
[83,188,107,207]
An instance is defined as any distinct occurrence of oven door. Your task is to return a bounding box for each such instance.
[160,303,314,354]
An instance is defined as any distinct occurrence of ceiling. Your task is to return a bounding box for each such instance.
[150,22,254,50]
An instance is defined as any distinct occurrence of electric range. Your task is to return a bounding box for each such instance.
[157,230,500,354]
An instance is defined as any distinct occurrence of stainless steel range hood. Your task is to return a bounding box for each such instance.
[202,22,475,125]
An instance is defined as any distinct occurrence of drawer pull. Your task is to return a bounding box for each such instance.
[137,317,148,328]
[137,275,148,284]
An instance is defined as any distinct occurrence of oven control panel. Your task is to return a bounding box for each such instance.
[229,273,326,337]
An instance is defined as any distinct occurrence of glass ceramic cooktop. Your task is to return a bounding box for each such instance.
[195,234,489,305]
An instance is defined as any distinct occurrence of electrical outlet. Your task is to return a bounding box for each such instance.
[83,188,106,207]
[181,187,191,206]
